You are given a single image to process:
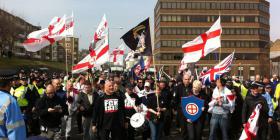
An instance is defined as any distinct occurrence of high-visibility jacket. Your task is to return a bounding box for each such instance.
[233,81,248,99]
[0,90,27,140]
[34,84,45,98]
[275,83,280,101]
[13,85,28,107]
[272,99,278,110]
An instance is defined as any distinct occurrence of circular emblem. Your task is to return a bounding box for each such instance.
[185,103,198,115]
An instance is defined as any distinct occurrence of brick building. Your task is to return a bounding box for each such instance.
[154,0,270,80]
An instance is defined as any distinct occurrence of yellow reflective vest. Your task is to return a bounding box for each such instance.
[13,85,28,107]
[34,84,45,97]
[233,81,248,100]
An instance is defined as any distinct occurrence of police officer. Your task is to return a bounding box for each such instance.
[0,69,26,139]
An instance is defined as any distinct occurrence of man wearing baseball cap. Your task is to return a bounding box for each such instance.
[242,81,269,140]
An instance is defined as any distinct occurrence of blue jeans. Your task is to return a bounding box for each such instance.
[149,120,164,140]
[209,114,229,140]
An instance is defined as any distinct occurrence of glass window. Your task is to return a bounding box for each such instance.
[172,41,176,47]
[172,28,176,34]
[191,3,196,9]
[236,3,240,9]
[167,41,172,47]
[253,3,258,10]
[187,28,192,34]
[236,41,241,47]
[166,28,170,34]
[249,3,254,9]
[249,67,255,76]
[167,15,172,21]
[236,29,240,35]
[187,2,192,9]
[206,3,211,9]
[201,2,206,9]
[245,3,250,9]
[181,28,186,35]
[211,3,216,9]
[177,16,181,22]
[162,2,168,8]
[162,41,167,46]
[225,3,230,9]
[177,3,182,9]
[196,3,201,9]
[167,2,172,8]
[172,3,177,9]
[217,3,222,9]
[255,16,259,22]
[241,16,245,22]
[240,3,245,9]
[176,41,181,47]
[172,16,177,22]
[245,42,250,47]
[230,3,235,9]
[221,3,226,9]
[236,16,241,22]
[181,2,186,9]
[230,29,235,34]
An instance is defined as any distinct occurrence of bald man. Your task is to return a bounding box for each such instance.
[92,81,125,140]
[174,73,193,140]
[37,84,67,140]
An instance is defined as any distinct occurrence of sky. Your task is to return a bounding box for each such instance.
[0,0,279,51]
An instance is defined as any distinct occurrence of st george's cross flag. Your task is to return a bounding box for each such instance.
[72,54,94,74]
[109,43,125,65]
[89,14,108,53]
[200,52,235,85]
[22,14,74,52]
[181,16,222,64]
[239,104,262,140]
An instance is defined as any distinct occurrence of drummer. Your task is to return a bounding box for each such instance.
[124,84,142,140]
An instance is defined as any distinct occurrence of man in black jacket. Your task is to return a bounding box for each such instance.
[92,80,125,140]
[37,84,67,140]
[242,82,269,140]
[174,73,192,139]
[77,81,99,140]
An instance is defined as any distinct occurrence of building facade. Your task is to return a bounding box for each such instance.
[59,37,79,65]
[0,8,41,59]
[154,0,270,80]
[270,40,280,76]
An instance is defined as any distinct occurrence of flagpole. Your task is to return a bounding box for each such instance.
[71,12,74,78]
[218,11,222,64]
[149,17,160,118]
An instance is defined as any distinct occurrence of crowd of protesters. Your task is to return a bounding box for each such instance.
[3,68,280,140]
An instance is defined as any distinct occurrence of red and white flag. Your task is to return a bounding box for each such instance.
[110,43,125,65]
[89,14,108,52]
[22,14,74,52]
[239,104,262,140]
[72,54,94,74]
[94,35,109,66]
[181,16,222,64]
[72,15,109,73]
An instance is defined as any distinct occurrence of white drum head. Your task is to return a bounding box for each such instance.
[130,113,145,128]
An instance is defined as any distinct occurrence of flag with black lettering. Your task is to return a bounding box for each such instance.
[121,18,152,56]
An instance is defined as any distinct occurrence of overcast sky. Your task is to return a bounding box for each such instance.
[0,0,279,50]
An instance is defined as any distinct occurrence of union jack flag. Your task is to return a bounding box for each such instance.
[200,52,235,85]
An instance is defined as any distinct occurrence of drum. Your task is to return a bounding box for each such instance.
[130,112,145,128]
